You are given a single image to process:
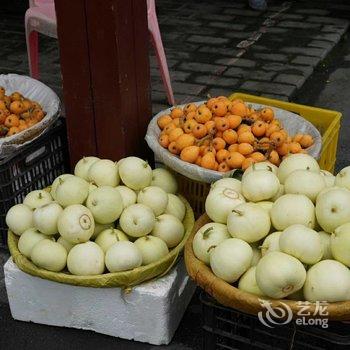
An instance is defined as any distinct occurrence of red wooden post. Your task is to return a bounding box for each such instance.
[54,0,97,166]
[55,0,152,168]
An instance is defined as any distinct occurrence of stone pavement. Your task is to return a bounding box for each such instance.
[1,0,350,349]
[152,0,349,112]
[0,0,349,114]
[296,32,350,172]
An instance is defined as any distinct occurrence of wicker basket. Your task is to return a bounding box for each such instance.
[176,172,211,218]
[184,214,350,321]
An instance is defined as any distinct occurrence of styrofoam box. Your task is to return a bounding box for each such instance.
[4,257,196,345]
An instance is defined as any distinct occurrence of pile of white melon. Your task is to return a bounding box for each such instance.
[193,153,350,303]
[6,156,187,276]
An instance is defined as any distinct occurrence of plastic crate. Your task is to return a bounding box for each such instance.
[201,292,350,350]
[0,119,69,246]
[229,93,341,173]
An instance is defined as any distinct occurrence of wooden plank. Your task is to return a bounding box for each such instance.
[132,0,153,161]
[85,0,152,160]
[55,0,151,164]
[54,0,97,168]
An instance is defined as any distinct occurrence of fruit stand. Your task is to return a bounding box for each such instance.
[2,68,350,349]
[0,72,197,344]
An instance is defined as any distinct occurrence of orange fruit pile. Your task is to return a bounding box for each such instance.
[0,87,46,138]
[157,96,314,172]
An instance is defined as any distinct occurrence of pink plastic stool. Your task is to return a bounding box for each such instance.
[25,0,175,106]
[25,1,57,80]
[147,0,175,105]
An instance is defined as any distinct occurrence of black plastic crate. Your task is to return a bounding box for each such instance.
[201,292,350,350]
[0,119,70,246]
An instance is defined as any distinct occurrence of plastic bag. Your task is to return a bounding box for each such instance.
[145,101,322,184]
[0,74,60,158]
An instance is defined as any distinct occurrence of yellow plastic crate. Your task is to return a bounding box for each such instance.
[229,92,342,173]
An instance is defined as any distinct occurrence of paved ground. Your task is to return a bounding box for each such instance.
[294,33,350,172]
[1,0,350,349]
[152,0,350,110]
[1,0,349,112]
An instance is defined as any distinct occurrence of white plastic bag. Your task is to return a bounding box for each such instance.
[0,74,60,158]
[145,101,322,184]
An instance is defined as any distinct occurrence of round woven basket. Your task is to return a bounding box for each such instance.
[184,214,350,321]
[8,196,194,289]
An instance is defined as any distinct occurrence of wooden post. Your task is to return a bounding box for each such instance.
[55,0,152,168]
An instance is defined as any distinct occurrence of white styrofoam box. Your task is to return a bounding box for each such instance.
[4,257,195,345]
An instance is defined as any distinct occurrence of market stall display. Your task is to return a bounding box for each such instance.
[185,154,350,320]
[147,93,341,218]
[2,82,347,347]
[7,155,194,288]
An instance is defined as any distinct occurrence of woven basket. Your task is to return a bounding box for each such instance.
[184,214,350,321]
[176,172,210,219]
[9,196,194,289]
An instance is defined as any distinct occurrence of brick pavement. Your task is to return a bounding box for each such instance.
[0,0,349,116]
[152,0,349,111]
